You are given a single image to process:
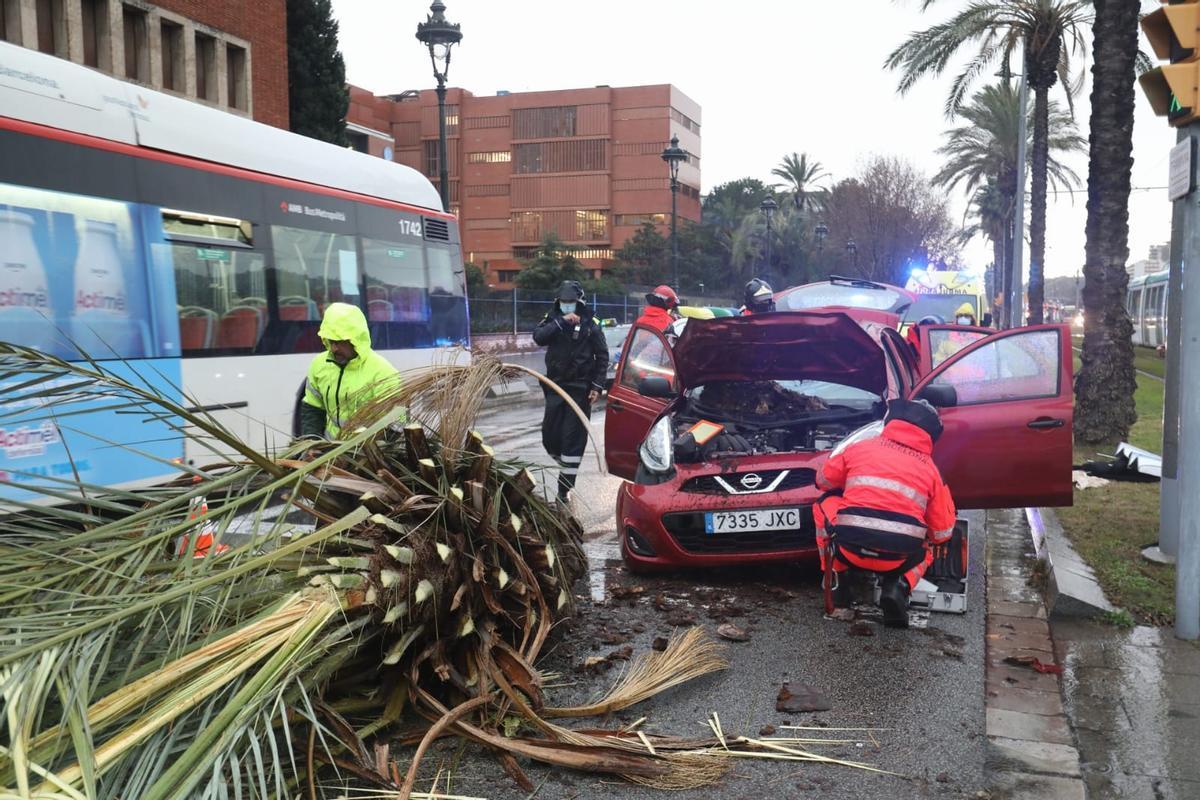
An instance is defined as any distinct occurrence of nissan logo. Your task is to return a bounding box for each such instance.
[739,473,763,490]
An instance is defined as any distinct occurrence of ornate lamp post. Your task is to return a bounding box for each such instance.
[759,197,778,275]
[846,239,858,272]
[814,222,829,253]
[416,1,462,213]
[660,135,687,290]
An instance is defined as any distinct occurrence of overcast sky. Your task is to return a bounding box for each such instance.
[332,0,1175,279]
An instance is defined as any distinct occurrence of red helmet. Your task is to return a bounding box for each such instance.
[645,284,680,310]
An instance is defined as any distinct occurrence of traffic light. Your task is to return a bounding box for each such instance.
[1141,1,1200,126]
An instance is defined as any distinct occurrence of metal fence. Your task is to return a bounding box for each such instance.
[467,288,735,335]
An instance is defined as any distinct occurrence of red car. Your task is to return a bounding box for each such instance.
[604,279,1073,572]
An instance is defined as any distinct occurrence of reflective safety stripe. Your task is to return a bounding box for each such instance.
[836,513,927,540]
[560,468,579,475]
[845,475,928,510]
[931,526,955,543]
[560,455,583,463]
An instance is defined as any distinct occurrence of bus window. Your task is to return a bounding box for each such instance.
[272,226,361,321]
[361,238,427,324]
[425,244,467,346]
[166,244,266,353]
[1,182,170,359]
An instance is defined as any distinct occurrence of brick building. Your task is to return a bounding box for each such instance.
[0,0,288,127]
[347,83,702,286]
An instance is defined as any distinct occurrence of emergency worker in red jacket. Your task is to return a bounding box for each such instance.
[813,399,957,627]
[635,284,680,332]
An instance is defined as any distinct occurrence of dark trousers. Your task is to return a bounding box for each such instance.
[542,383,592,499]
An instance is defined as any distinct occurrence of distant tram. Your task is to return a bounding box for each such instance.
[1126,271,1168,348]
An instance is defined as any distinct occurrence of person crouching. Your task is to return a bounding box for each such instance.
[813,399,957,628]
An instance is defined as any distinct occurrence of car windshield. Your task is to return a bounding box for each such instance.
[604,326,630,348]
[905,294,978,323]
[689,380,881,423]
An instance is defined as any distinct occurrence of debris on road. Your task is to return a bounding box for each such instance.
[849,620,877,637]
[828,608,856,621]
[651,636,670,652]
[1002,655,1064,675]
[716,623,751,642]
[776,681,833,713]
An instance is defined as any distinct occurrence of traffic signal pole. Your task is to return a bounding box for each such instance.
[1138,0,1200,639]
[1010,70,1030,328]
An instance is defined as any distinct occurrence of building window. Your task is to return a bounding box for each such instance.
[680,184,700,200]
[614,213,667,227]
[671,108,700,134]
[122,4,149,82]
[1,1,21,44]
[80,0,108,68]
[467,151,512,164]
[160,19,183,92]
[613,142,668,157]
[512,211,541,242]
[497,270,520,283]
[346,130,369,153]
[465,115,510,130]
[226,42,247,110]
[513,140,606,174]
[35,0,66,57]
[576,210,606,240]
[466,183,509,197]
[513,106,577,139]
[422,140,440,177]
[195,31,217,101]
[512,246,613,260]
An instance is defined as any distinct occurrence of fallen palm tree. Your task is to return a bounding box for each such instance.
[0,347,737,798]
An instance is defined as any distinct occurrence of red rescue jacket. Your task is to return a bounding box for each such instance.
[635,305,674,332]
[814,418,957,555]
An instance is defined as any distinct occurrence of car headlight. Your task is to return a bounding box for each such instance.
[829,420,884,458]
[639,416,674,474]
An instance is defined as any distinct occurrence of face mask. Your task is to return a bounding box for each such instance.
[957,316,972,325]
[559,302,577,315]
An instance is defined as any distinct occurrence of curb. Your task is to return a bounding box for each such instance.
[1026,507,1115,618]
[984,508,1087,799]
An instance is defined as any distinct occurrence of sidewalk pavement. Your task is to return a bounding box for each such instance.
[987,506,1200,800]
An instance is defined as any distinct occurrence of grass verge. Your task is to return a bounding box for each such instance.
[1058,372,1173,626]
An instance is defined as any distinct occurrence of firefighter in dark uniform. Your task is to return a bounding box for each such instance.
[533,281,609,503]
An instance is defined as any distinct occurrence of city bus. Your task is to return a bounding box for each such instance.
[902,267,989,330]
[0,42,468,502]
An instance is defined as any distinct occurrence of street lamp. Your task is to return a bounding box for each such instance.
[660,134,687,290]
[814,222,829,253]
[846,239,858,272]
[760,197,778,275]
[415,1,462,213]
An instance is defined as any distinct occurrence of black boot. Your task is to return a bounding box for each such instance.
[880,577,910,628]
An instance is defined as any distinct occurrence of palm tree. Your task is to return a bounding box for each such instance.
[885,0,1092,323]
[935,82,1085,317]
[1074,0,1139,444]
[771,152,829,211]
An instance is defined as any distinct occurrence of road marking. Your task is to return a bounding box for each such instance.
[584,540,623,602]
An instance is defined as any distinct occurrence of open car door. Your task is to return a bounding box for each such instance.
[604,326,677,480]
[910,325,1073,509]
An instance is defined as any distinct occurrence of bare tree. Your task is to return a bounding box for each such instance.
[825,156,958,285]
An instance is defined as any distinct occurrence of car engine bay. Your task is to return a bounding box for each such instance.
[671,381,883,462]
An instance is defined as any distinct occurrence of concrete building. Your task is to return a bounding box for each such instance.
[0,0,288,127]
[347,83,702,286]
[1127,243,1169,280]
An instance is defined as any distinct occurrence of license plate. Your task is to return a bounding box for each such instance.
[705,507,802,534]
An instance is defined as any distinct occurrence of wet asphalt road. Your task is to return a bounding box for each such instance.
[426,396,990,799]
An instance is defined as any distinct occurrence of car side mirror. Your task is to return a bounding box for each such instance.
[638,375,675,398]
[919,384,958,408]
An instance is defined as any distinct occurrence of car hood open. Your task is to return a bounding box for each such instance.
[672,311,887,394]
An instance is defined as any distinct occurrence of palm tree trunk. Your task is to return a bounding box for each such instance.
[1027,86,1050,325]
[992,235,1004,325]
[1002,211,1015,326]
[1074,0,1139,444]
